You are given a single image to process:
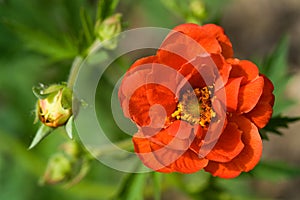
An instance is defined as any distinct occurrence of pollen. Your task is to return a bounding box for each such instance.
[171,86,216,127]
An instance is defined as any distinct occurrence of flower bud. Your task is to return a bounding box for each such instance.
[36,83,72,127]
[95,13,122,49]
[42,153,72,184]
[61,141,80,158]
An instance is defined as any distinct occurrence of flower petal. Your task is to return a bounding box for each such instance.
[206,122,244,162]
[204,115,262,178]
[172,23,222,54]
[238,76,264,113]
[129,84,176,127]
[149,142,208,173]
[227,59,259,85]
[211,54,232,88]
[157,23,223,71]
[128,55,158,71]
[119,60,155,118]
[202,24,234,58]
[219,77,243,112]
[169,149,208,173]
[133,134,173,172]
[245,75,274,128]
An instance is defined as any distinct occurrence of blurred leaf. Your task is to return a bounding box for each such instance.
[252,161,300,181]
[67,180,118,199]
[202,0,230,24]
[115,172,148,200]
[97,0,120,22]
[138,0,178,28]
[260,115,300,140]
[260,36,293,115]
[29,124,54,149]
[261,36,289,82]
[0,129,45,176]
[195,176,227,200]
[80,7,94,46]
[3,20,78,61]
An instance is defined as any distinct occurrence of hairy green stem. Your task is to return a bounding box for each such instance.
[67,40,102,88]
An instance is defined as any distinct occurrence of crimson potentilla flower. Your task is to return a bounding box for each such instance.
[119,23,274,178]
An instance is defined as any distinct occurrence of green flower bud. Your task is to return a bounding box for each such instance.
[95,13,122,49]
[42,153,72,184]
[35,83,72,127]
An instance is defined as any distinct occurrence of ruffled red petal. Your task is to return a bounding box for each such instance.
[245,75,274,128]
[206,122,244,162]
[133,122,208,173]
[157,23,230,71]
[128,55,158,71]
[150,142,208,173]
[133,134,173,172]
[172,23,222,54]
[119,57,157,118]
[222,77,243,112]
[204,115,262,178]
[129,84,176,127]
[202,24,234,58]
[210,54,232,88]
[237,76,264,113]
[227,59,259,84]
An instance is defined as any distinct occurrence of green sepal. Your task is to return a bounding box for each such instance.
[29,124,54,149]
[61,87,73,109]
[65,115,74,140]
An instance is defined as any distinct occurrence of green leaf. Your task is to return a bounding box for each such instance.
[260,115,300,139]
[97,0,120,22]
[252,161,300,181]
[28,124,54,149]
[4,20,77,61]
[80,7,94,45]
[260,36,293,115]
[261,36,289,82]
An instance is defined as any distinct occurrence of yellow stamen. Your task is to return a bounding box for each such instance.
[171,86,216,127]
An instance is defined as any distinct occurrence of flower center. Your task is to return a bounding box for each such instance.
[171,86,216,127]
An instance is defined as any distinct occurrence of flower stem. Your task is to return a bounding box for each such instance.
[89,138,133,158]
[67,40,102,88]
[67,56,83,88]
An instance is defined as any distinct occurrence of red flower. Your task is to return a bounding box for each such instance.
[119,23,274,178]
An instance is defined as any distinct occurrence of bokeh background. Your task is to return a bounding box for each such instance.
[1,0,300,199]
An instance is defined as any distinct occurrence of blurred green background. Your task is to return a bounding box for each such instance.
[1,0,300,199]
